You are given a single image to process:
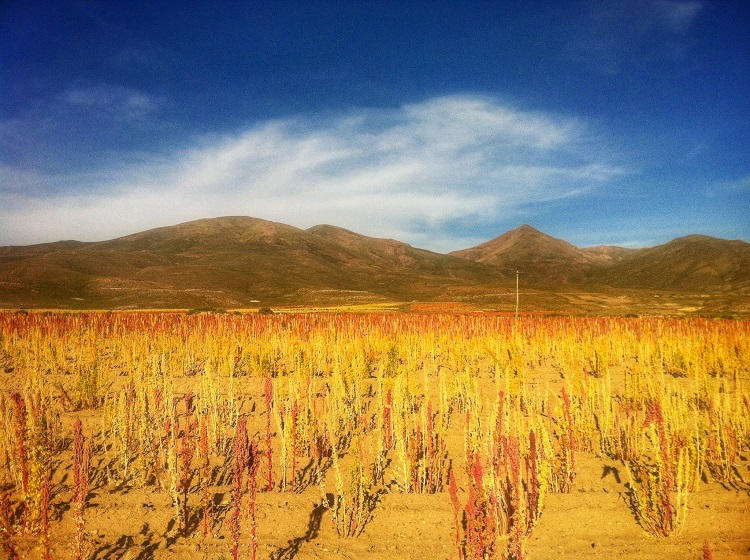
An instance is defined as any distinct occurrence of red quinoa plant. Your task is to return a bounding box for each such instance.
[231,417,249,560]
[0,490,17,559]
[230,416,260,560]
[9,394,28,528]
[72,417,92,560]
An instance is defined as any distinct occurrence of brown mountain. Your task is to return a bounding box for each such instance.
[588,234,750,292]
[452,225,750,293]
[0,216,502,309]
[1,217,748,310]
[449,225,637,286]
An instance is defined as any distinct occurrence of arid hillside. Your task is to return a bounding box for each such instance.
[1,217,748,313]
[0,217,500,309]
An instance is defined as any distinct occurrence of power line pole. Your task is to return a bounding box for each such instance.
[515,269,520,320]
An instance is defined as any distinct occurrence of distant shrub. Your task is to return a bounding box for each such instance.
[257,307,274,315]
[187,307,227,315]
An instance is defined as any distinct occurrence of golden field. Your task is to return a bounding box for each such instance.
[0,310,748,559]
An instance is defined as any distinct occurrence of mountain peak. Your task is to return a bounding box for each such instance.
[451,225,578,258]
[512,224,542,234]
[449,225,595,284]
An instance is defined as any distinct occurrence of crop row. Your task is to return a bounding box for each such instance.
[0,311,747,559]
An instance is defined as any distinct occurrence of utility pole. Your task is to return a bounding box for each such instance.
[515,269,520,320]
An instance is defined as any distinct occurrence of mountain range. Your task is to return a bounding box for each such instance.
[1,216,748,313]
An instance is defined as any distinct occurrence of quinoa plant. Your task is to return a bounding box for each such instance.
[231,417,249,560]
[0,491,17,559]
[264,378,274,492]
[178,392,196,535]
[72,418,92,560]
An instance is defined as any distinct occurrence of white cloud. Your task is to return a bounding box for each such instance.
[0,94,625,252]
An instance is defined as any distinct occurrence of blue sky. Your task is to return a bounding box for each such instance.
[1,1,748,251]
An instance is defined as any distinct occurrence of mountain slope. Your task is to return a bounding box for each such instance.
[452,226,750,293]
[588,234,750,292]
[449,225,633,285]
[0,216,502,308]
[1,217,748,309]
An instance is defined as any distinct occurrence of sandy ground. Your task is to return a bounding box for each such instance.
[7,444,749,560]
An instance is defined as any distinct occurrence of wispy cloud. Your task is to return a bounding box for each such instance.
[653,1,702,33]
[1,94,625,252]
[570,0,703,73]
[1,83,163,174]
[60,85,160,120]
[706,175,750,196]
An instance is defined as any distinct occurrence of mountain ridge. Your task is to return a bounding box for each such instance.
[452,224,750,292]
[1,216,748,310]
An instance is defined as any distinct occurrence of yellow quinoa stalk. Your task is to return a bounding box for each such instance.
[165,399,180,527]
[325,433,376,537]
[272,383,289,491]
[24,391,50,533]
